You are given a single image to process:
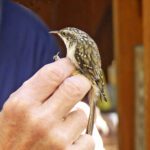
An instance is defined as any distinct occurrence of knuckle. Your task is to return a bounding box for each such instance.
[28,116,49,137]
[49,127,69,149]
[3,92,19,113]
[3,92,30,119]
[2,101,13,116]
[22,80,30,87]
[40,64,64,85]
[63,78,83,98]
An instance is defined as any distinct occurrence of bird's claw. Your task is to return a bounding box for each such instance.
[53,52,60,61]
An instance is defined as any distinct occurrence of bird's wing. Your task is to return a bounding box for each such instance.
[75,42,107,101]
[75,41,101,82]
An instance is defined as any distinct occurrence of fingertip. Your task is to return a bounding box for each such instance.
[74,134,95,150]
[47,58,75,76]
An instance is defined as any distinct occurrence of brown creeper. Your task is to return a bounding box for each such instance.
[50,27,107,135]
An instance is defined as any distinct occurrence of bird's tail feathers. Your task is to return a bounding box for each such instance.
[98,69,108,102]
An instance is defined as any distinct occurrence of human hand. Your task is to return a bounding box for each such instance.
[0,58,95,150]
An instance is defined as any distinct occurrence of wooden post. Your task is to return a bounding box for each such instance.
[112,0,142,150]
[143,0,150,149]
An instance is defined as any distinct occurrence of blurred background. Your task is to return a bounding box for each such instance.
[13,0,150,150]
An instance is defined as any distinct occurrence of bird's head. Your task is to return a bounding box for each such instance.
[50,27,79,50]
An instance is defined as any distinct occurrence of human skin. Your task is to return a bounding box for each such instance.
[0,58,96,150]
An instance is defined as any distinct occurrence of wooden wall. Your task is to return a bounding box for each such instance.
[143,0,150,149]
[113,0,142,150]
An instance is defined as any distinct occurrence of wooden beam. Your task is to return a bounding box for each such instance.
[112,0,142,150]
[15,0,111,36]
[143,0,150,149]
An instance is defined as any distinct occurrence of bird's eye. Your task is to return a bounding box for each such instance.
[61,31,66,36]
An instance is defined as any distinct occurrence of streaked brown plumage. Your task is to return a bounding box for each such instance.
[50,27,107,135]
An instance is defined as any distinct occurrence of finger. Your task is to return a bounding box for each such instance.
[42,74,91,117]
[66,134,95,150]
[11,58,75,103]
[62,109,88,143]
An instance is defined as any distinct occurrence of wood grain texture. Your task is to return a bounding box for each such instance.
[143,0,150,149]
[112,0,142,150]
[15,0,111,34]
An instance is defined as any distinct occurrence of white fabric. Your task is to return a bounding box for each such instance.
[72,102,105,150]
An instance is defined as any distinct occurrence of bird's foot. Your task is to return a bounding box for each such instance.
[53,52,60,61]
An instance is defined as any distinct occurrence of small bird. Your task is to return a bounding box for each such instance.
[50,27,107,135]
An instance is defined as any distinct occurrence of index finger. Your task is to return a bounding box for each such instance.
[13,58,75,103]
